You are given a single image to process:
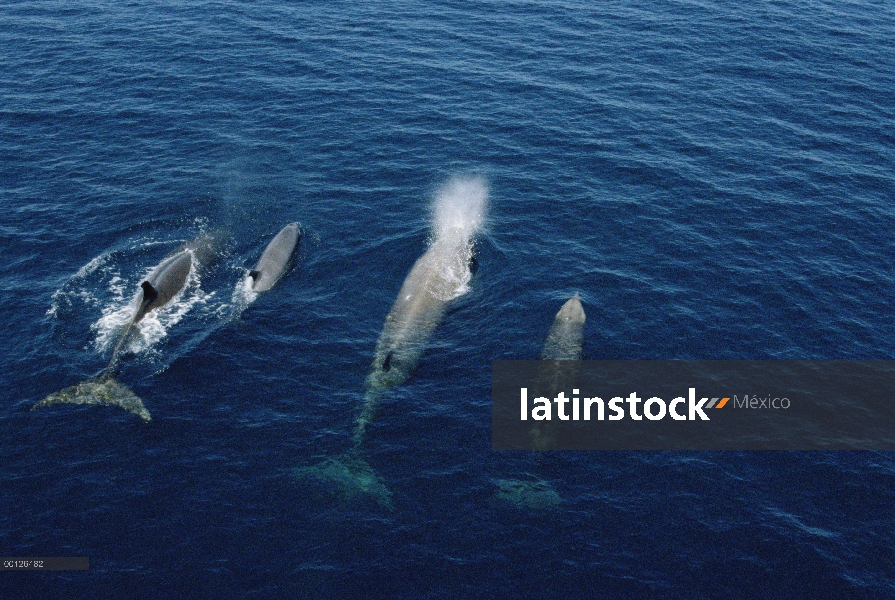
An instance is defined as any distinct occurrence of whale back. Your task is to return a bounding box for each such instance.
[367,235,475,386]
[251,223,300,292]
[142,249,193,313]
[541,293,586,360]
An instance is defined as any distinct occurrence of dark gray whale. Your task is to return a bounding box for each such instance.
[34,235,218,421]
[107,248,194,366]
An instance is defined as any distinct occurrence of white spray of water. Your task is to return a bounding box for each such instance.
[432,175,489,240]
[229,271,259,316]
[425,175,489,301]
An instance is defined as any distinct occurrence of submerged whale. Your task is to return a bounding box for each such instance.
[34,235,217,421]
[249,222,300,292]
[496,293,587,505]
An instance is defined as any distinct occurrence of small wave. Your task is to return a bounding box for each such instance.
[74,253,111,279]
[108,275,126,298]
[47,252,114,318]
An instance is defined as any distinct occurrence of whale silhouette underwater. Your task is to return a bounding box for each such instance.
[34,226,300,421]
[494,293,586,509]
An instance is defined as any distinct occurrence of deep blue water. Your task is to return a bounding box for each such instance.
[2,0,894,597]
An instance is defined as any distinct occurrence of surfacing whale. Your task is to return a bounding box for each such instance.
[530,292,586,448]
[249,222,300,292]
[294,175,489,507]
[355,231,478,441]
[355,176,489,441]
[541,292,586,361]
[34,235,217,421]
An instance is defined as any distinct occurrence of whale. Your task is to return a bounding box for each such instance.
[34,235,218,421]
[294,175,488,507]
[107,248,194,366]
[355,177,489,441]
[249,222,300,292]
[495,293,587,504]
[296,232,479,508]
[540,293,586,361]
[528,293,586,451]
[355,231,478,441]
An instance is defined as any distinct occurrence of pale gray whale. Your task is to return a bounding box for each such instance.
[541,293,586,361]
[249,222,300,292]
[355,177,489,442]
[294,175,488,507]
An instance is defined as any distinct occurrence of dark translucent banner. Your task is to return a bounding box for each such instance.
[492,361,895,450]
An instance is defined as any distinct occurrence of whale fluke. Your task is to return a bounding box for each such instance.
[494,478,561,510]
[33,373,151,422]
[293,453,393,509]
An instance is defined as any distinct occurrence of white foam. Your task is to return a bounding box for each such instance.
[47,253,112,317]
[425,175,488,301]
[108,275,125,298]
[74,253,110,278]
[228,272,258,318]
[91,252,212,357]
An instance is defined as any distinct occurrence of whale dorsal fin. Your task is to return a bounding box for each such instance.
[249,270,260,281]
[140,281,158,304]
[382,352,393,372]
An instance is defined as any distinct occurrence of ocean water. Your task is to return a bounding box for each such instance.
[1,0,894,597]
